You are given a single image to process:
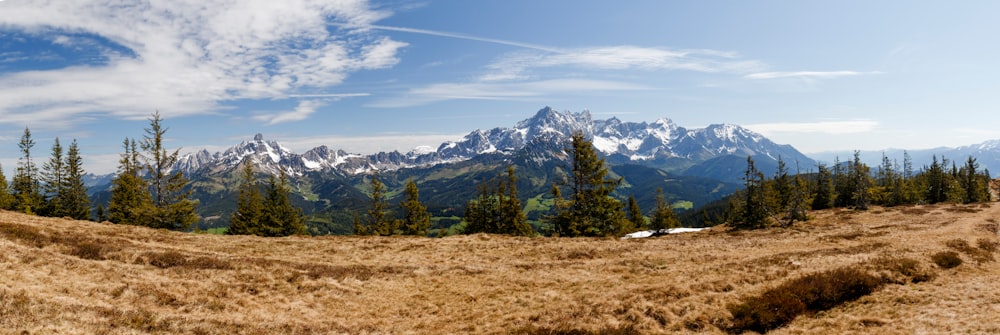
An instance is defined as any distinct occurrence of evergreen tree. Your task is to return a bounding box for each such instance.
[783,165,809,225]
[358,172,395,235]
[463,167,533,236]
[0,163,11,210]
[960,156,986,203]
[40,138,65,217]
[61,140,90,220]
[108,139,153,225]
[811,163,834,210]
[228,161,263,235]
[140,111,198,230]
[398,178,431,236]
[833,156,853,208]
[500,166,532,236]
[649,188,680,230]
[463,178,494,234]
[548,132,626,237]
[95,204,106,222]
[259,171,305,236]
[626,195,645,231]
[924,155,948,204]
[12,127,43,214]
[770,156,791,214]
[735,156,769,229]
[849,151,871,210]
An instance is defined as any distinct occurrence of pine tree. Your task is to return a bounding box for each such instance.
[784,165,809,225]
[95,204,106,222]
[501,166,533,236]
[649,188,680,230]
[260,171,305,237]
[140,111,198,230]
[849,151,870,210]
[548,132,626,237]
[811,163,834,210]
[0,163,11,210]
[398,178,431,236]
[960,156,985,203]
[464,178,496,234]
[770,156,791,214]
[924,155,947,204]
[108,139,153,225]
[736,156,769,229]
[626,195,645,231]
[359,172,394,235]
[12,127,43,214]
[463,167,533,236]
[228,161,263,235]
[40,138,65,217]
[61,140,90,220]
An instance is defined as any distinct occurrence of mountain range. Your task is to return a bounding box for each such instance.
[173,107,813,178]
[91,107,823,234]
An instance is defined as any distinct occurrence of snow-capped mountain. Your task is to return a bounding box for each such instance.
[175,107,812,177]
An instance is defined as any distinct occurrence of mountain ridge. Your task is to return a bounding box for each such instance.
[174,107,814,177]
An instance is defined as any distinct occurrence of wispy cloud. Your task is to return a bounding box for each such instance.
[745,71,883,80]
[482,46,765,82]
[370,79,651,108]
[746,120,879,135]
[0,0,403,125]
[366,25,561,53]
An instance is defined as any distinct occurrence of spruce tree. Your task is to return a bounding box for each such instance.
[108,139,153,225]
[398,178,431,236]
[548,132,626,237]
[140,111,198,230]
[925,155,947,204]
[626,195,645,231]
[849,151,870,210]
[40,138,65,217]
[811,163,834,210]
[501,166,533,236]
[783,165,809,225]
[649,188,680,230]
[463,167,533,236]
[463,177,494,234]
[61,140,90,220]
[770,156,791,214]
[736,156,769,229]
[260,171,305,236]
[360,172,394,236]
[12,127,43,214]
[0,163,11,210]
[228,161,263,235]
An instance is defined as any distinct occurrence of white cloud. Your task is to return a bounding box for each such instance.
[746,120,879,135]
[744,71,883,80]
[482,46,765,82]
[0,0,403,125]
[370,79,651,108]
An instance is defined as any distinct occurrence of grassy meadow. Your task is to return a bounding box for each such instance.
[1,203,999,334]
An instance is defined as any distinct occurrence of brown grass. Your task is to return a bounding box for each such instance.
[1,203,1000,334]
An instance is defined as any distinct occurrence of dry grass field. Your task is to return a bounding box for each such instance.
[2,203,1000,334]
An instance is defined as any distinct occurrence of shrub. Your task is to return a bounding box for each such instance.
[146,251,188,268]
[70,242,107,260]
[727,267,882,334]
[931,251,962,269]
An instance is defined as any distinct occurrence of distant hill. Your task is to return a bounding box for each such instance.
[810,139,1000,175]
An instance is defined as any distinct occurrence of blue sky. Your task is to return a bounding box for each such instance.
[2,1,1000,174]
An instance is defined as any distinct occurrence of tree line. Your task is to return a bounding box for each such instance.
[729,151,993,229]
[350,131,679,237]
[0,128,90,219]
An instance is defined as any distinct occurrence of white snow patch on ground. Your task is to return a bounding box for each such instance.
[622,227,709,239]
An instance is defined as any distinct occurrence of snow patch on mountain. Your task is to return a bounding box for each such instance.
[174,107,812,177]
